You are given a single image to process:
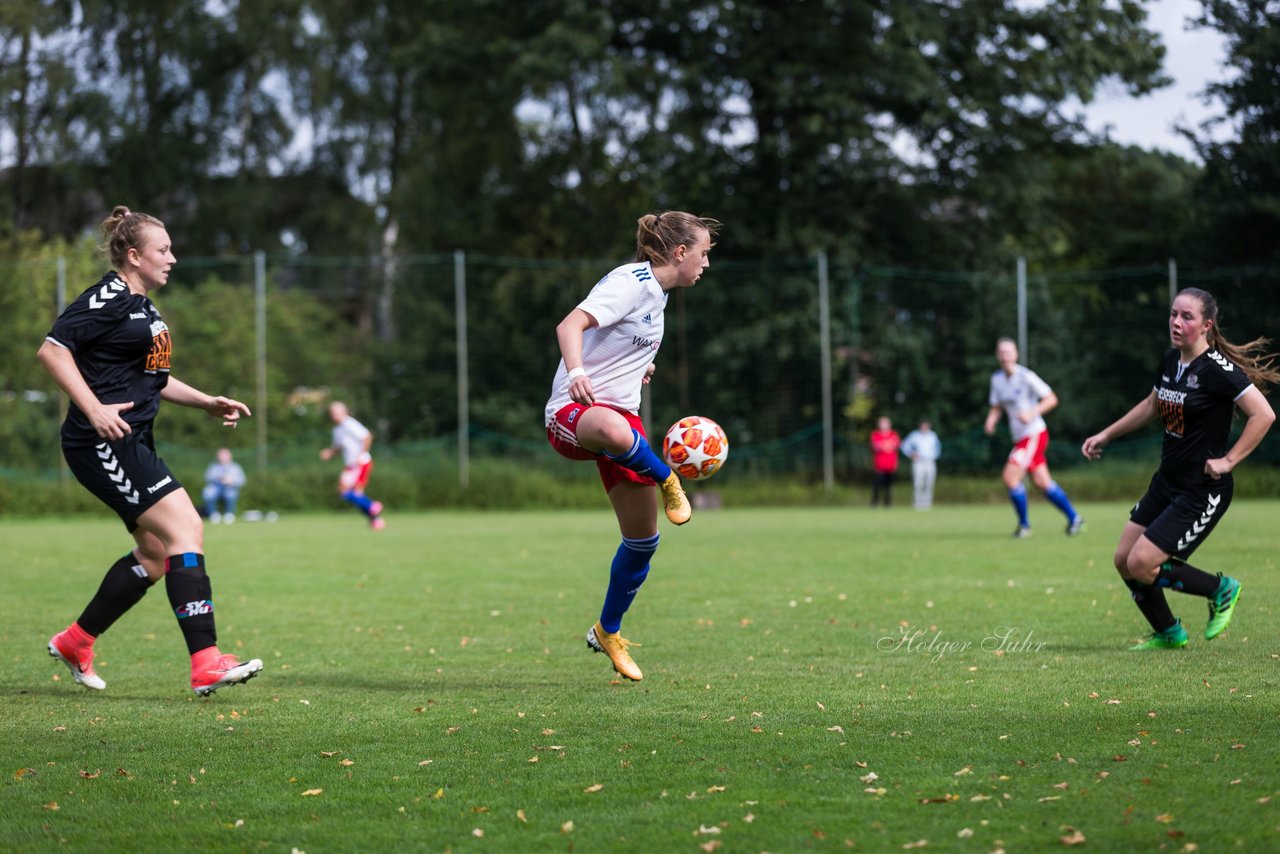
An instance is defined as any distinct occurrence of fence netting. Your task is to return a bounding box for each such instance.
[3,251,1278,487]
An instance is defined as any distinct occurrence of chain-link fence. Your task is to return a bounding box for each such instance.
[3,249,1278,499]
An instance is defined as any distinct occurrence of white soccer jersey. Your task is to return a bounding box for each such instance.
[332,415,371,466]
[545,261,667,423]
[989,365,1052,442]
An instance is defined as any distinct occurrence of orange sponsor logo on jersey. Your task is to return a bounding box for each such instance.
[146,328,172,372]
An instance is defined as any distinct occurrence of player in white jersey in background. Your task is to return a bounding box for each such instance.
[984,338,1084,538]
[320,401,386,530]
[546,210,719,681]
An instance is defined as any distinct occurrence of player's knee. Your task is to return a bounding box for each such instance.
[1124,554,1159,583]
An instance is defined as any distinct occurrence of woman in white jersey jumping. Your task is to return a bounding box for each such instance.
[984,337,1084,538]
[545,211,719,681]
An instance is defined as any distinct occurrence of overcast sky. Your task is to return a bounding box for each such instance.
[1070,0,1232,161]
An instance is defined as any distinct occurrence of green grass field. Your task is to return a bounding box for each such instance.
[2,503,1278,852]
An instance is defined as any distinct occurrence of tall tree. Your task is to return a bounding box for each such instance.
[1190,0,1280,263]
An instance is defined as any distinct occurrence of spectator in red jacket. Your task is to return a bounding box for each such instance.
[870,416,901,507]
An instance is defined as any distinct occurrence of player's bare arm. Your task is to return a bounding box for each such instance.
[162,377,251,427]
[36,339,135,440]
[1081,390,1158,460]
[1205,385,1275,478]
[556,308,600,406]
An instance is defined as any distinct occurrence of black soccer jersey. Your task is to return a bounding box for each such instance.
[46,272,172,446]
[1152,347,1252,482]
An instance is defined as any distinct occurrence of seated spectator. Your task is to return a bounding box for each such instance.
[202,447,246,524]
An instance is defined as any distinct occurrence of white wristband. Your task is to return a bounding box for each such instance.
[567,367,587,382]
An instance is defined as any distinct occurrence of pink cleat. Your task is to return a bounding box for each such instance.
[191,648,263,696]
[49,625,106,691]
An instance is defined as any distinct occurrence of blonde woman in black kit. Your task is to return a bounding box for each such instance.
[1082,288,1277,650]
[39,206,263,695]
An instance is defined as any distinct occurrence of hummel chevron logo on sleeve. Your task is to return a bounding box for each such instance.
[88,277,127,310]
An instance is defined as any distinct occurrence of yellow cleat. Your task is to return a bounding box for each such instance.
[658,471,691,525]
[586,621,643,681]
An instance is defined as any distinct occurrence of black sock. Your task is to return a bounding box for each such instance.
[77,553,155,637]
[1157,559,1220,598]
[165,553,217,655]
[1124,578,1177,633]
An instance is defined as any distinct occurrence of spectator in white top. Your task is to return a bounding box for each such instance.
[899,420,941,510]
[202,447,246,523]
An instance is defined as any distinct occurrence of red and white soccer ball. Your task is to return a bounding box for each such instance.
[662,416,729,480]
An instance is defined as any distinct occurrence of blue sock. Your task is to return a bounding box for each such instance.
[1043,482,1079,522]
[1008,484,1029,527]
[342,490,373,514]
[600,534,659,633]
[604,430,672,482]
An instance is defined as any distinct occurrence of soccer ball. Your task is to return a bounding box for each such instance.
[662,416,729,480]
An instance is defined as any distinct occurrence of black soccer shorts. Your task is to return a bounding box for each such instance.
[63,429,185,531]
[1130,469,1234,560]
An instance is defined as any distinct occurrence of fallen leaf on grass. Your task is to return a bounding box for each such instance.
[1060,827,1086,845]
[1155,813,1175,824]
[15,768,36,780]
[817,701,826,711]
[743,813,755,823]
[1054,782,1069,790]
[860,772,879,784]
[471,828,484,838]
[472,806,490,814]
[516,809,527,823]
[418,759,432,766]
[301,789,323,797]
[52,726,66,733]
[1231,744,1246,750]
[43,802,59,811]
[320,751,339,758]
[706,785,726,793]
[901,841,928,849]
[338,759,354,767]
[432,788,444,799]
[583,783,603,793]
[699,842,722,853]
[957,828,973,839]
[953,766,972,777]
[560,820,574,834]
[1038,796,1061,802]
[79,769,100,779]
[1113,755,1128,762]
[918,794,959,804]
[528,757,539,763]
[828,726,845,734]
[695,825,721,835]
[445,726,461,735]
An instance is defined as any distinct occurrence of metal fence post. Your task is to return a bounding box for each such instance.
[57,256,68,483]
[455,249,470,490]
[1016,257,1028,363]
[1168,258,1177,304]
[254,250,268,474]
[817,251,834,494]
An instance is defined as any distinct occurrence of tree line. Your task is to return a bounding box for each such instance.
[4,1,1276,269]
[2,1,1278,475]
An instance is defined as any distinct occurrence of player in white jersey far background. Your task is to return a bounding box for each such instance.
[545,210,719,681]
[320,401,386,529]
[984,337,1084,538]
